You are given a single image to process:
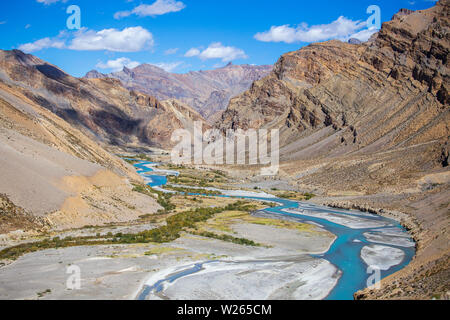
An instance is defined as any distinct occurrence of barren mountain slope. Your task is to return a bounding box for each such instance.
[219,3,448,158]
[218,0,449,299]
[0,49,206,150]
[85,62,273,121]
[0,79,160,231]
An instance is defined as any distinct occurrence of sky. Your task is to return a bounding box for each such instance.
[0,0,438,77]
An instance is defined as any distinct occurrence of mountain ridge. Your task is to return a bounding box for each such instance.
[84,62,273,122]
[0,49,207,150]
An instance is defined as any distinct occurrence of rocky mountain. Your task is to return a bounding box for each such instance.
[84,62,273,122]
[219,1,448,165]
[0,49,206,150]
[0,49,213,231]
[218,0,449,299]
[0,58,161,230]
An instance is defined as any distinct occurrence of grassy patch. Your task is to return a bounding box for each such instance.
[244,216,315,233]
[196,209,316,237]
[144,246,181,255]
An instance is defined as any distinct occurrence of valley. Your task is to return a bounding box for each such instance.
[0,0,448,301]
[0,157,414,300]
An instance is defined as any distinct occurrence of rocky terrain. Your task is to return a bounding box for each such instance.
[85,62,272,122]
[0,0,447,301]
[0,62,161,231]
[217,0,449,299]
[0,50,206,150]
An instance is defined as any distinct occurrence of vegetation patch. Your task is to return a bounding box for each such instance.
[190,231,261,247]
[167,168,229,188]
[144,246,182,255]
[277,191,315,201]
[164,185,222,196]
[0,201,255,261]
[195,209,317,237]
[37,289,51,298]
[122,154,154,162]
[124,159,139,165]
[244,216,316,233]
[132,183,175,213]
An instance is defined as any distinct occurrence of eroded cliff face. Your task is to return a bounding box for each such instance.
[85,63,273,122]
[217,1,449,300]
[0,50,206,150]
[218,41,363,143]
[218,1,449,193]
[218,1,449,160]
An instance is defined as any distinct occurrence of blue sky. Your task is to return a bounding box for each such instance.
[0,0,438,77]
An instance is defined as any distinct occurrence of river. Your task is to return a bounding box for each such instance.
[131,160,415,300]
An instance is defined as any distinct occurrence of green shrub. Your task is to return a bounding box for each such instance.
[192,231,260,247]
[303,193,316,200]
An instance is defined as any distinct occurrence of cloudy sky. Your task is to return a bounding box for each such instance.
[0,0,438,77]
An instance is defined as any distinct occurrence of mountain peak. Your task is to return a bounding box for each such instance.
[122,66,133,74]
[1,49,45,67]
[132,63,167,74]
[392,8,414,20]
[348,38,362,45]
[84,70,107,79]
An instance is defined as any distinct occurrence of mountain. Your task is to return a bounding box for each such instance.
[219,1,448,170]
[217,0,449,299]
[84,69,107,79]
[0,54,162,230]
[84,62,273,122]
[0,50,206,150]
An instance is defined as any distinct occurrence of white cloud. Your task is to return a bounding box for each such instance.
[254,16,370,43]
[115,0,186,19]
[36,0,67,5]
[114,11,132,19]
[18,27,154,53]
[347,27,378,42]
[184,48,201,57]
[150,61,183,72]
[18,37,65,52]
[185,43,247,62]
[96,57,140,72]
[69,27,153,52]
[164,48,179,55]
